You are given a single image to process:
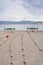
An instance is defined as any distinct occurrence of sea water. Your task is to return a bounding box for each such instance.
[0,24,43,31]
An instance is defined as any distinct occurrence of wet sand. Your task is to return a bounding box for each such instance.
[0,30,43,65]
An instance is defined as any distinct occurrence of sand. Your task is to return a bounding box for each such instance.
[0,30,43,65]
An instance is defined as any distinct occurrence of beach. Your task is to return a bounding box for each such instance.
[0,30,43,65]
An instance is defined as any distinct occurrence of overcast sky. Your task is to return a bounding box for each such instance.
[0,0,43,21]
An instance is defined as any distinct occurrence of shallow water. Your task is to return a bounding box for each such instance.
[0,24,43,30]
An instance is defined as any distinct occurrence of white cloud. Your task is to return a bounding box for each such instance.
[0,0,43,21]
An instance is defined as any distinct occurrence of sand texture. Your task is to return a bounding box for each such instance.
[0,31,43,65]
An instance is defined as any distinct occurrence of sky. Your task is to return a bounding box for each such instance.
[0,0,43,21]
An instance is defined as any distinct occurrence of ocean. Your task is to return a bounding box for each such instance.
[0,24,43,31]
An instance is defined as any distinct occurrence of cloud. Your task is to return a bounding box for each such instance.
[0,0,43,21]
[22,0,43,15]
